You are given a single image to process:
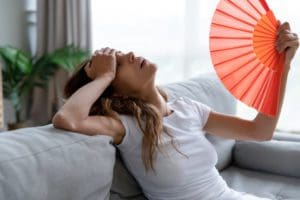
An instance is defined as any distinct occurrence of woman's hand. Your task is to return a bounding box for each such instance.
[276,22,299,67]
[85,47,117,80]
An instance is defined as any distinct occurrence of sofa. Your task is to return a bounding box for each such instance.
[0,73,300,200]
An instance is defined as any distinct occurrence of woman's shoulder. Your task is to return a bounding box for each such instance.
[169,96,211,113]
[174,96,209,106]
[166,96,198,112]
[168,96,195,104]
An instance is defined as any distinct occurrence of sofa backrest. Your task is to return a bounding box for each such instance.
[110,73,237,200]
[0,124,116,200]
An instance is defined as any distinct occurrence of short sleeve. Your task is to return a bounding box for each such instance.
[183,97,212,129]
[116,115,131,149]
[116,115,142,152]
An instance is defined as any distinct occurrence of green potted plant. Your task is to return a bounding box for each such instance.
[0,45,89,130]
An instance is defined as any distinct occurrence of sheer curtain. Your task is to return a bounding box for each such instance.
[91,0,300,132]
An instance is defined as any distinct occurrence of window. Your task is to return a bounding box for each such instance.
[24,0,37,55]
[91,0,300,132]
[91,0,219,84]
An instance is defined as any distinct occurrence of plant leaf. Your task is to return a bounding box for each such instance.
[48,45,89,71]
[0,46,32,74]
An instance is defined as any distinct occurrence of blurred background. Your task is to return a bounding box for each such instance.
[0,0,299,133]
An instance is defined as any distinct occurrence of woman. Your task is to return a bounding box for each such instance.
[52,22,298,200]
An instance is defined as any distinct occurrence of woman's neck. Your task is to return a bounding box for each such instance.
[139,87,171,117]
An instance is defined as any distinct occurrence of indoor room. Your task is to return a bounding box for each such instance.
[0,0,299,199]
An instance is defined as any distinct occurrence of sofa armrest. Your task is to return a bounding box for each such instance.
[233,139,300,178]
[273,131,300,142]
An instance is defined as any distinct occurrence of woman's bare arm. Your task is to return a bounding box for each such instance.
[52,48,125,141]
[52,74,114,129]
[204,67,289,141]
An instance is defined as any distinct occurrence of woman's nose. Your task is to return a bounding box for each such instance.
[127,51,135,62]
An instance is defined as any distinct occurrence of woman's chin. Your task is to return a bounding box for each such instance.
[148,62,158,73]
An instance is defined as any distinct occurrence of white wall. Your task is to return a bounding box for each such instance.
[0,0,27,128]
[0,0,26,48]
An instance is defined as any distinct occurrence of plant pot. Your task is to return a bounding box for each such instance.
[8,121,28,131]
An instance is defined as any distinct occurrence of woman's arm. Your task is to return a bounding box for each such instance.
[203,22,299,141]
[52,48,124,140]
[204,68,289,141]
[52,74,114,130]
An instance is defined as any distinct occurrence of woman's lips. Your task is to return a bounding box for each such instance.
[141,59,145,68]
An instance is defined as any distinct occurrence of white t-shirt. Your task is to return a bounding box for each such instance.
[117,96,271,200]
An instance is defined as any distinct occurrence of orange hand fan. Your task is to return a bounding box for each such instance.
[209,0,285,116]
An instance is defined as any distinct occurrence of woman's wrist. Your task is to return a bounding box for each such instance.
[283,64,291,74]
[95,73,115,82]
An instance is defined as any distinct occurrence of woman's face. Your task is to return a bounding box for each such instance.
[112,50,158,97]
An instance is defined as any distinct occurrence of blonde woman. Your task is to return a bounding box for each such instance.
[52,22,298,200]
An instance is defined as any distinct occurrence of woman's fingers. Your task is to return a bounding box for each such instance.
[102,47,110,54]
[277,32,296,46]
[275,22,299,65]
[109,48,116,54]
[278,39,299,53]
[94,48,104,54]
[277,22,291,35]
[93,47,118,54]
[98,47,117,55]
[276,26,299,53]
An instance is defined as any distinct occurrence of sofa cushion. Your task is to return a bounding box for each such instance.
[221,166,300,200]
[110,150,146,200]
[111,149,146,200]
[0,124,116,200]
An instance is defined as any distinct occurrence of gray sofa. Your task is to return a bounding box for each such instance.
[0,73,300,200]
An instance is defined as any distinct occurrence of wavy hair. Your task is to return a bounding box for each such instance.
[64,60,187,172]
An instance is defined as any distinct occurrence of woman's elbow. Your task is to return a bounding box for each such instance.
[250,123,274,141]
[52,112,77,131]
[252,130,274,141]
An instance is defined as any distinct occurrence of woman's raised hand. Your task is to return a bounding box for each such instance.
[85,47,117,80]
[276,22,299,67]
